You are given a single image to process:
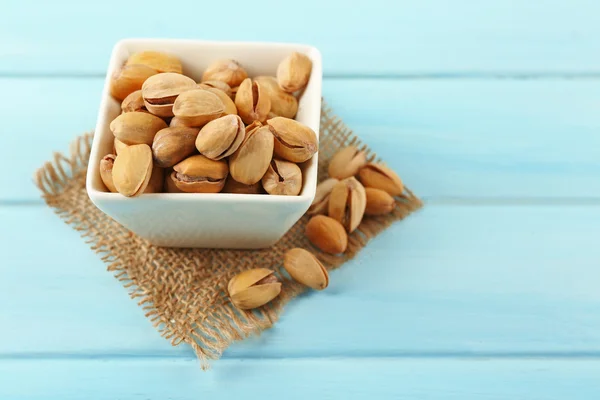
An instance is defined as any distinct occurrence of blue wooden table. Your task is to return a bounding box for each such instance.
[2,1,600,398]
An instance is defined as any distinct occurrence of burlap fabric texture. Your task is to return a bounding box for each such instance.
[35,102,422,369]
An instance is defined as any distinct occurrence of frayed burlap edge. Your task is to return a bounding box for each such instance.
[34,101,423,369]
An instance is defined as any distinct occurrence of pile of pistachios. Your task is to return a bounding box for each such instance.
[227,145,405,310]
[101,51,317,196]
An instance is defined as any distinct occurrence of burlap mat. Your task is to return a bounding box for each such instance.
[35,102,422,369]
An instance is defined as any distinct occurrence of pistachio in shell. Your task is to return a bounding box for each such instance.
[197,80,233,98]
[284,248,329,290]
[328,145,367,180]
[228,268,281,310]
[307,178,339,215]
[110,112,167,146]
[202,59,248,88]
[121,89,147,113]
[229,124,274,185]
[358,163,404,196]
[141,72,197,117]
[328,177,367,233]
[254,76,298,119]
[234,78,271,124]
[171,154,228,193]
[204,87,237,115]
[195,115,245,160]
[112,144,153,197]
[276,52,312,93]
[99,154,117,193]
[152,126,200,168]
[261,159,302,196]
[267,117,318,163]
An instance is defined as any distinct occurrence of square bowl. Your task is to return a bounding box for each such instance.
[86,38,322,248]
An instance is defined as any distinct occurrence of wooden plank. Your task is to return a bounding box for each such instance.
[1,358,599,399]
[2,204,600,357]
[5,77,600,201]
[2,1,600,75]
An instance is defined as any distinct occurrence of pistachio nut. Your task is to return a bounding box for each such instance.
[365,188,395,215]
[114,138,128,155]
[197,80,233,98]
[110,112,167,146]
[307,178,339,215]
[195,115,245,160]
[145,166,165,193]
[261,159,302,196]
[358,163,404,196]
[305,215,348,255]
[202,59,248,88]
[254,76,298,119]
[267,117,318,163]
[110,64,158,101]
[235,78,271,124]
[141,73,197,117]
[172,89,224,127]
[277,52,312,93]
[229,124,274,185]
[222,176,264,194]
[204,87,237,115]
[171,154,228,193]
[112,144,153,197]
[328,145,367,180]
[126,51,183,74]
[99,154,117,193]
[328,177,367,233]
[152,127,200,168]
[284,248,329,290]
[228,268,281,310]
[121,90,147,113]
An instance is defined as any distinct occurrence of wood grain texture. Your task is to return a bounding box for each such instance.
[4,78,600,202]
[1,1,599,76]
[2,205,599,358]
[1,358,600,399]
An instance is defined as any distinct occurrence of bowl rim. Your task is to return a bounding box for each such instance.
[86,38,322,205]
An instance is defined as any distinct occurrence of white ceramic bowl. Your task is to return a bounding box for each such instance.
[86,39,322,248]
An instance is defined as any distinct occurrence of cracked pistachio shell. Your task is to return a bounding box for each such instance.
[110,112,167,146]
[165,170,184,193]
[229,124,274,185]
[197,80,232,98]
[358,163,404,196]
[172,89,224,127]
[328,145,367,180]
[126,51,182,74]
[142,73,197,117]
[235,78,271,124]
[110,64,158,101]
[121,90,147,113]
[328,177,367,233]
[261,159,302,196]
[307,178,339,215]
[222,176,265,194]
[100,154,117,193]
[203,87,237,115]
[254,76,298,119]
[152,127,200,168]
[228,268,281,310]
[284,248,329,290]
[267,117,318,163]
[195,115,245,160]
[365,188,395,215]
[202,59,248,88]
[114,138,128,155]
[277,52,312,93]
[305,215,348,255]
[171,154,228,193]
[112,144,153,197]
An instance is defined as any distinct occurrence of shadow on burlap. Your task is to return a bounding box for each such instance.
[35,102,422,369]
